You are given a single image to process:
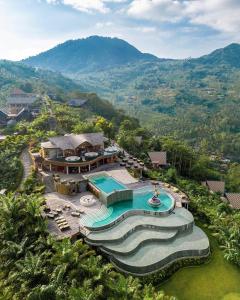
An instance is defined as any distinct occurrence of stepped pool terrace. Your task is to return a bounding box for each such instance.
[82,186,175,229]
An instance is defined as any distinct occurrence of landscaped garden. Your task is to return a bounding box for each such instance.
[161,225,240,300]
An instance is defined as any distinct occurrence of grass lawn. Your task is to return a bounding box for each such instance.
[160,224,240,300]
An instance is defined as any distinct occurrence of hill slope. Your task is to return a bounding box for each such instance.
[194,43,240,68]
[23,36,157,73]
[21,39,240,161]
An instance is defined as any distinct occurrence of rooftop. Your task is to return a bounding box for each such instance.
[67,98,88,107]
[225,193,240,209]
[41,133,107,150]
[202,180,225,194]
[148,151,167,165]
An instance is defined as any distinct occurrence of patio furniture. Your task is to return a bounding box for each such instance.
[50,210,59,216]
[59,224,70,231]
[46,213,55,219]
[55,216,65,221]
[65,156,80,162]
[71,211,80,217]
[85,152,98,159]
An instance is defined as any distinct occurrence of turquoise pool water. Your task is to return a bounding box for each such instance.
[88,187,174,228]
[90,175,126,194]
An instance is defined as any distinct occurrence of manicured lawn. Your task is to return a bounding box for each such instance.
[160,225,240,300]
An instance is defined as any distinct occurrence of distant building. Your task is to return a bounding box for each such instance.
[148,151,167,168]
[225,193,240,210]
[0,110,8,126]
[7,88,37,114]
[201,180,225,195]
[0,88,39,126]
[67,98,88,107]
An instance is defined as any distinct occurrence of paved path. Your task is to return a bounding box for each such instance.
[20,149,32,185]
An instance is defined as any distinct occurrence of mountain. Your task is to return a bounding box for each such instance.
[194,43,240,68]
[23,36,158,73]
[21,39,240,161]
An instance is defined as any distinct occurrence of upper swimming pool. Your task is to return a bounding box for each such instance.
[84,186,175,228]
[89,174,127,194]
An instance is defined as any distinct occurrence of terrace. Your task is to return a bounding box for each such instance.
[36,133,119,174]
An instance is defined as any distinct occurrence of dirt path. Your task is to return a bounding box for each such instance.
[20,148,32,186]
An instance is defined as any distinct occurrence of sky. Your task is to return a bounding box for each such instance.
[1,0,240,60]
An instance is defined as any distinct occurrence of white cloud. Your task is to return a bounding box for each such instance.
[96,21,113,28]
[45,0,128,13]
[134,26,156,33]
[127,0,240,34]
[185,0,240,34]
[127,0,184,22]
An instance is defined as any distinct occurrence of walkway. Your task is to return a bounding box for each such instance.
[20,148,32,185]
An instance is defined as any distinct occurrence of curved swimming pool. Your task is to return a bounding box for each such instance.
[86,186,174,228]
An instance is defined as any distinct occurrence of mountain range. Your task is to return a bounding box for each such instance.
[5,36,240,161]
[23,36,157,73]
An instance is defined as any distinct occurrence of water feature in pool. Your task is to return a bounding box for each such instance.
[89,174,126,194]
[85,186,174,227]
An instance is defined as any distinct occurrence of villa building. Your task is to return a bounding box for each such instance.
[148,151,167,168]
[225,193,240,209]
[7,88,37,114]
[201,180,225,195]
[38,133,118,174]
[0,89,39,126]
[67,98,88,107]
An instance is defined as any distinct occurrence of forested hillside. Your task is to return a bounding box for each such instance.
[21,39,240,161]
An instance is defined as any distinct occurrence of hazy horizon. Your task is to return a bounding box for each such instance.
[1,0,240,61]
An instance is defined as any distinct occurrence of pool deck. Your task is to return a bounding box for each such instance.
[44,192,105,238]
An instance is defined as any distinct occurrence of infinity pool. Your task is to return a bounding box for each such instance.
[89,175,126,194]
[86,187,174,228]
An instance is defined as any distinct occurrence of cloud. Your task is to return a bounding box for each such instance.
[185,0,240,34]
[96,21,113,28]
[127,0,240,34]
[45,0,128,13]
[127,0,184,22]
[134,26,156,33]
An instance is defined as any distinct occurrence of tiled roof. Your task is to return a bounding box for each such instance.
[67,99,88,107]
[225,193,240,209]
[41,133,106,150]
[7,89,36,104]
[203,181,225,193]
[148,152,167,165]
[7,96,36,104]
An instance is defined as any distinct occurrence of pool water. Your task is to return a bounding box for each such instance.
[90,187,174,227]
[90,175,126,194]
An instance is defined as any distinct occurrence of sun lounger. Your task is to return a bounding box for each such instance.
[58,221,68,226]
[46,213,55,219]
[59,224,70,231]
[51,211,59,216]
[71,211,80,217]
[56,218,66,223]
[55,216,65,221]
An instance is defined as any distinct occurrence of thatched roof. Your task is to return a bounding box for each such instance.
[41,133,106,150]
[225,193,240,209]
[148,151,167,165]
[202,180,225,194]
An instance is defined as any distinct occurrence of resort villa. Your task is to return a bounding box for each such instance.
[38,133,118,174]
[37,132,210,275]
[148,151,167,168]
[0,88,39,126]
